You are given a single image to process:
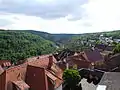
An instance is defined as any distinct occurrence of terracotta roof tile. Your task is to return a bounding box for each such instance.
[83,49,103,62]
[45,70,63,89]
[26,55,63,88]
[50,63,63,79]
[1,54,63,90]
[12,80,30,89]
[0,60,11,66]
[46,71,57,81]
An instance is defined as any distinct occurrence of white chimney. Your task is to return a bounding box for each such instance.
[66,63,69,69]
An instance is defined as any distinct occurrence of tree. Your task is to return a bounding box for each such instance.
[112,41,117,46]
[113,43,120,54]
[0,30,56,64]
[63,69,82,90]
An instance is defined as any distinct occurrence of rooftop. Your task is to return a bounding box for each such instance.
[99,72,120,90]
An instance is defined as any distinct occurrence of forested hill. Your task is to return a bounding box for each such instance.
[0,30,56,63]
[25,30,120,45]
[24,30,77,45]
[1,29,120,63]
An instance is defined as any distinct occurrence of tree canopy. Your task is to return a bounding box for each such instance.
[63,69,81,90]
[113,43,120,54]
[0,30,56,63]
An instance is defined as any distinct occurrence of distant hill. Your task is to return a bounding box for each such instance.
[0,30,56,63]
[1,29,120,63]
[24,30,120,51]
[25,30,120,43]
[24,30,78,45]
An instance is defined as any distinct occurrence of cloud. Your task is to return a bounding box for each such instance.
[0,0,87,19]
[0,0,120,34]
[0,12,90,33]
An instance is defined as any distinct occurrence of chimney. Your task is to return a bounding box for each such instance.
[48,55,53,69]
[66,63,69,69]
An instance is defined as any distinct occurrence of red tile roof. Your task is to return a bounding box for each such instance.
[27,55,57,68]
[0,60,11,67]
[27,55,63,89]
[0,55,63,90]
[50,63,63,79]
[45,70,63,88]
[57,54,91,70]
[46,71,57,81]
[83,49,104,62]
[12,80,30,89]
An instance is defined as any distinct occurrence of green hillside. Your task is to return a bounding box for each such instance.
[25,30,120,51]
[0,30,56,63]
[24,30,76,45]
[1,29,120,63]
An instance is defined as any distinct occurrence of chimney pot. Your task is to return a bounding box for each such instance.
[48,55,53,69]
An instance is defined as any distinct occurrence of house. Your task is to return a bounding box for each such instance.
[57,53,91,70]
[82,49,104,63]
[98,72,120,90]
[0,55,63,90]
[57,49,104,70]
[113,39,120,43]
[53,49,75,61]
[95,44,114,52]
[66,54,91,69]
[105,53,120,71]
[95,44,107,51]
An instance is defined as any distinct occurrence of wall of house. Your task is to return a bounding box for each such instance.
[0,72,6,90]
[48,78,54,90]
[26,65,48,90]
[75,61,91,69]
[68,60,90,69]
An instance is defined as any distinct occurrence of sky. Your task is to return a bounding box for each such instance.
[0,0,120,33]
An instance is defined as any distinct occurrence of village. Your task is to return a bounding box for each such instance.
[0,0,120,89]
[0,40,120,90]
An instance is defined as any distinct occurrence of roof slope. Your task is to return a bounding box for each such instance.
[99,72,120,90]
[83,49,103,62]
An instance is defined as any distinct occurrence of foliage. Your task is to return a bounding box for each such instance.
[25,30,120,52]
[95,40,102,45]
[113,43,120,54]
[0,30,56,63]
[112,41,117,46]
[1,29,120,64]
[63,69,81,90]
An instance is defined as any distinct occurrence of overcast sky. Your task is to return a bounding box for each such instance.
[0,0,120,33]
